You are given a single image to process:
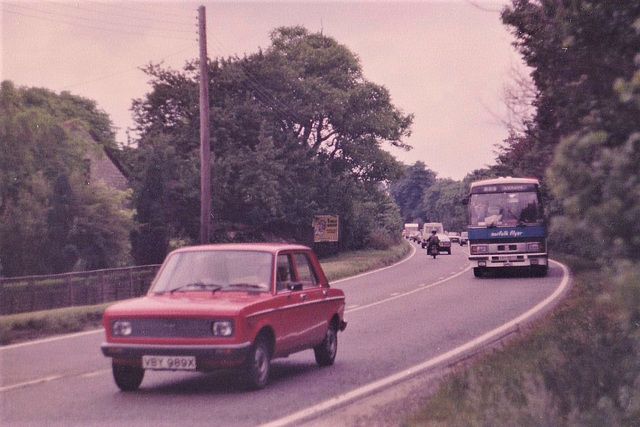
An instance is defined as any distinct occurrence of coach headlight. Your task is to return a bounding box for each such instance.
[527,242,543,252]
[111,320,132,336]
[212,320,234,337]
[470,244,488,254]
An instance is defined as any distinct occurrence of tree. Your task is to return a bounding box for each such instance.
[499,1,640,181]
[0,81,135,276]
[127,26,412,252]
[389,161,437,223]
[499,1,640,262]
[423,178,468,232]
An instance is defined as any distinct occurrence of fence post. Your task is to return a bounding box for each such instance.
[99,270,105,303]
[129,268,134,298]
[29,278,36,312]
[0,281,4,315]
[67,274,73,308]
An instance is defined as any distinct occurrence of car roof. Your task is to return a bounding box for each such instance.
[169,242,311,255]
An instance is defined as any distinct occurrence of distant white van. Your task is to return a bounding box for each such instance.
[422,222,444,235]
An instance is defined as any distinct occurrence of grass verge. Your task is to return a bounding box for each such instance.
[0,241,411,346]
[405,259,640,425]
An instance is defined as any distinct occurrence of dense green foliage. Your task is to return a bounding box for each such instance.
[390,163,492,233]
[423,178,468,232]
[408,266,640,425]
[500,0,640,262]
[389,161,436,224]
[124,27,412,263]
[408,1,640,424]
[0,81,135,277]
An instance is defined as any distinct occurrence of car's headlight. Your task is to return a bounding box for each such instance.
[111,320,132,336]
[471,245,488,254]
[527,242,543,252]
[212,320,234,337]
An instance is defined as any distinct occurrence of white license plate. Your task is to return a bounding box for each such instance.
[499,256,519,261]
[142,355,196,371]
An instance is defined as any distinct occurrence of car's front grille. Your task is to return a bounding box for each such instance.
[126,318,213,338]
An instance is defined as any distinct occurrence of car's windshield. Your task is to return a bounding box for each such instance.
[151,250,273,293]
[469,191,542,226]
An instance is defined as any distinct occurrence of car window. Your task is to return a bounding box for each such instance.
[276,254,294,291]
[152,250,273,293]
[293,253,318,289]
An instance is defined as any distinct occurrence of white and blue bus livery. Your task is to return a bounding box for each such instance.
[467,177,548,277]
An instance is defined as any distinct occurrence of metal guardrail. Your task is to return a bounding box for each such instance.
[0,265,161,315]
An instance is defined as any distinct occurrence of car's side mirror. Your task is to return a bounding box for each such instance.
[287,282,303,291]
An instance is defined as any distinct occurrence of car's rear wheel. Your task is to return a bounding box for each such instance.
[244,337,270,390]
[112,362,144,391]
[314,322,338,366]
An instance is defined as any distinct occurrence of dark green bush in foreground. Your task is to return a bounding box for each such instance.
[407,261,640,425]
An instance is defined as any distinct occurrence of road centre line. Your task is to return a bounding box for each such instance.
[1,369,111,394]
[262,260,571,427]
[0,328,104,350]
[345,265,472,315]
[0,375,63,393]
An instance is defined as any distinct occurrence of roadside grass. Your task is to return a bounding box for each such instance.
[0,303,110,345]
[321,240,412,281]
[0,241,411,346]
[405,259,640,425]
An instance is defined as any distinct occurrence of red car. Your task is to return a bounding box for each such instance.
[101,243,347,391]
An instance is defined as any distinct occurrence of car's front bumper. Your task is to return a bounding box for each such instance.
[469,253,548,268]
[101,341,253,369]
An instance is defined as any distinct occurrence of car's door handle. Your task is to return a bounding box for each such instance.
[323,290,329,297]
[300,293,307,301]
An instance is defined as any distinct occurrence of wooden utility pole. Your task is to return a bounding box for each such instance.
[198,5,211,244]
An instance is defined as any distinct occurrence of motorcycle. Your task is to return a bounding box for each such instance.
[428,243,439,259]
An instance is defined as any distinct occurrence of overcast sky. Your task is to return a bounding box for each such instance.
[1,0,526,181]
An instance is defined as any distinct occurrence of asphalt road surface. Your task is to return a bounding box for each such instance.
[1,242,569,426]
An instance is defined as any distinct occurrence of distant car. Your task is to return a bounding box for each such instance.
[409,231,422,243]
[459,231,468,246]
[101,243,347,391]
[448,232,460,243]
[437,234,452,254]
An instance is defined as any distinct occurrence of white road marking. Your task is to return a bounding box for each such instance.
[262,260,571,427]
[79,369,111,379]
[0,328,104,350]
[0,375,63,393]
[345,265,472,314]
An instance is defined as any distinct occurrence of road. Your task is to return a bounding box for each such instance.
[1,243,569,426]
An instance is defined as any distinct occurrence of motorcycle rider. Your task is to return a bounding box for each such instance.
[426,229,439,256]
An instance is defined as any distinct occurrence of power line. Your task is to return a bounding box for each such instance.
[60,47,195,91]
[91,0,194,20]
[44,1,195,34]
[2,3,195,41]
[206,30,305,125]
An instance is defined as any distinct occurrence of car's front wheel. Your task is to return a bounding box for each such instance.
[314,322,338,366]
[244,337,270,390]
[112,362,144,391]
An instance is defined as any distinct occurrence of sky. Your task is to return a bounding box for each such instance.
[1,0,527,181]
